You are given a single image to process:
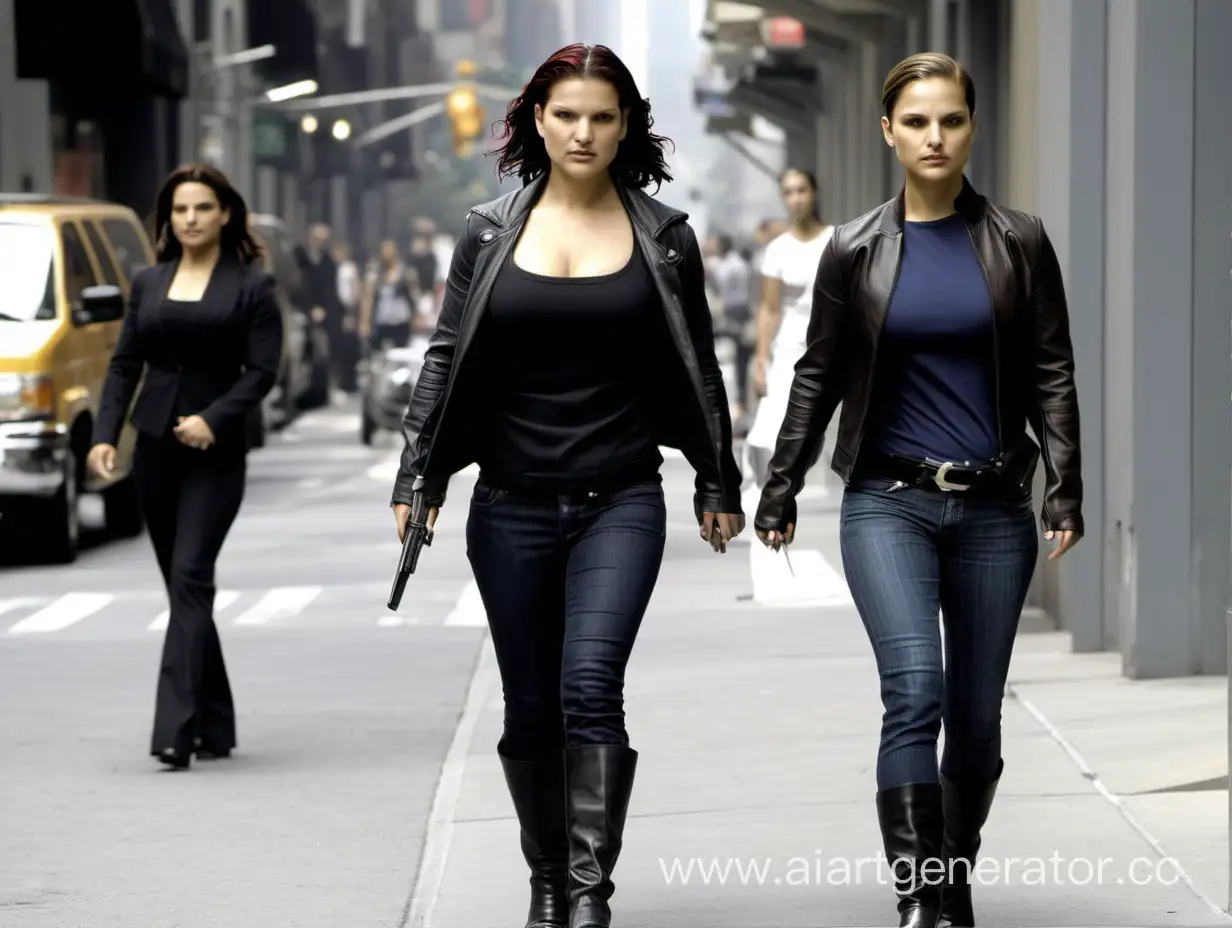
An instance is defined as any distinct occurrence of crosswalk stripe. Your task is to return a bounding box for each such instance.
[443,579,487,627]
[0,597,42,618]
[147,590,241,632]
[7,593,115,634]
[749,541,852,607]
[231,586,322,625]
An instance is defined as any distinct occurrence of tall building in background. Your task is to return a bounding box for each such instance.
[640,0,710,227]
[503,0,563,78]
[571,0,621,45]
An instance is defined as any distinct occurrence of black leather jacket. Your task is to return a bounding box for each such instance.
[755,177,1083,536]
[390,175,744,520]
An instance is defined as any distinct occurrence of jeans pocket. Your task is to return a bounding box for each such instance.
[471,480,506,507]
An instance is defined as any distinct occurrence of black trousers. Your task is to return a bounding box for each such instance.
[465,476,666,759]
[133,433,246,755]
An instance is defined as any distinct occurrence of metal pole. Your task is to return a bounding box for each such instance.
[354,102,446,146]
[272,82,521,112]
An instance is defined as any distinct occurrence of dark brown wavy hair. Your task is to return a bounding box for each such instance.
[151,163,262,264]
[492,43,674,192]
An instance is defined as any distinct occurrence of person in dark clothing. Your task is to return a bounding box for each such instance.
[390,43,744,928]
[754,53,1083,928]
[297,224,355,392]
[88,163,283,771]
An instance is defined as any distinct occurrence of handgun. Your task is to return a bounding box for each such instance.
[387,489,434,611]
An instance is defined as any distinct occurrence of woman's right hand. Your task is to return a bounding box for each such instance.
[393,502,439,542]
[86,443,116,478]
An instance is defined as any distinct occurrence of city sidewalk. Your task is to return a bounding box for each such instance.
[412,482,1230,928]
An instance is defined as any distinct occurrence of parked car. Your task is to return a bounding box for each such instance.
[0,194,150,562]
[359,338,425,446]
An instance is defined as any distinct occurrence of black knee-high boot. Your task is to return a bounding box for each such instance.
[565,744,638,928]
[499,741,570,928]
[938,760,1002,928]
[877,782,946,928]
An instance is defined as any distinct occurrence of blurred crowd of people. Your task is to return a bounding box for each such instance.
[291,218,453,394]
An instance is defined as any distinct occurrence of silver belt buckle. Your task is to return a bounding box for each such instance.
[932,461,970,492]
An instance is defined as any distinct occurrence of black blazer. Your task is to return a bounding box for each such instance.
[93,255,284,453]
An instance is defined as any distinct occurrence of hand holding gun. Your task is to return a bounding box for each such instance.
[388,488,434,610]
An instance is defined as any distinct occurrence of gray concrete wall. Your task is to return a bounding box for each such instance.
[1016,0,1231,678]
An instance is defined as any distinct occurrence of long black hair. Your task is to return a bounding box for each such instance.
[151,162,262,264]
[492,43,675,193]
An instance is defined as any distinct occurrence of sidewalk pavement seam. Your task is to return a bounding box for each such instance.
[401,632,496,928]
[1005,680,1232,922]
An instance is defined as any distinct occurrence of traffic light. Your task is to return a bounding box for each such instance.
[445,83,484,157]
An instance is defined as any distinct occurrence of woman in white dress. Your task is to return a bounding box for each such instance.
[744,169,834,482]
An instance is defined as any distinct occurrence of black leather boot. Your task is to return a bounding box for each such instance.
[565,744,638,928]
[937,760,1002,928]
[499,742,570,928]
[876,783,946,928]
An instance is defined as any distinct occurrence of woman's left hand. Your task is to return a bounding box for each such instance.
[1045,529,1079,560]
[174,415,215,450]
[701,512,745,553]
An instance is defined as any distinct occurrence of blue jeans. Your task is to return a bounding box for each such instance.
[839,477,1038,789]
[465,475,667,758]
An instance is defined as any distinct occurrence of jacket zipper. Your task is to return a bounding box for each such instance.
[964,224,1004,458]
[844,234,903,476]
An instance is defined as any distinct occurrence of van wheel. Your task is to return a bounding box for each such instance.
[103,475,144,538]
[32,452,80,563]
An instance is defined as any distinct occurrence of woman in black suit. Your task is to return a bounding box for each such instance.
[88,163,283,770]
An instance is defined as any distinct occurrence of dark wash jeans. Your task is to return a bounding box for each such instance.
[465,474,667,759]
[839,476,1038,789]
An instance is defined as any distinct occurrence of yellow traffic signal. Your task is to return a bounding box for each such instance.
[446,83,484,156]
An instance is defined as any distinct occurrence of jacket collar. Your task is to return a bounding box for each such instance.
[880,174,988,234]
[469,172,688,241]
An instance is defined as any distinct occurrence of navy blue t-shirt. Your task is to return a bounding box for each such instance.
[869,213,998,464]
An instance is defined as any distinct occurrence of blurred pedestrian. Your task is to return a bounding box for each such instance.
[754,53,1083,928]
[744,169,833,483]
[710,233,753,415]
[333,240,362,378]
[88,163,283,770]
[360,238,415,351]
[389,42,743,928]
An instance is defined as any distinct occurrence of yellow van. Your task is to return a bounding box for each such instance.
[0,194,152,563]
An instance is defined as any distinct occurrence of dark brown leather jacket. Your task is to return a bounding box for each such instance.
[755,177,1083,536]
[390,174,744,519]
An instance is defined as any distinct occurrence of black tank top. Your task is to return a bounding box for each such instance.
[470,241,664,492]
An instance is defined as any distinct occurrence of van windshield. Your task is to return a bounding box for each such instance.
[0,221,56,322]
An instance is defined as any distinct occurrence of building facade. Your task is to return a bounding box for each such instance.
[699,0,1232,681]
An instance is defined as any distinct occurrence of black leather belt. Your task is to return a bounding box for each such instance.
[859,452,1004,493]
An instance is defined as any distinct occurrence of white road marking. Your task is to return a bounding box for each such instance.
[148,589,241,631]
[749,541,852,607]
[443,579,487,627]
[0,597,43,618]
[7,593,115,634]
[231,586,322,625]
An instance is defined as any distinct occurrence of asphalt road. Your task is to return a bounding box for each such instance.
[0,398,747,928]
[0,399,489,928]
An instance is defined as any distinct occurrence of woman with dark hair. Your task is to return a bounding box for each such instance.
[88,163,283,770]
[743,168,833,485]
[755,52,1082,928]
[390,42,743,928]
